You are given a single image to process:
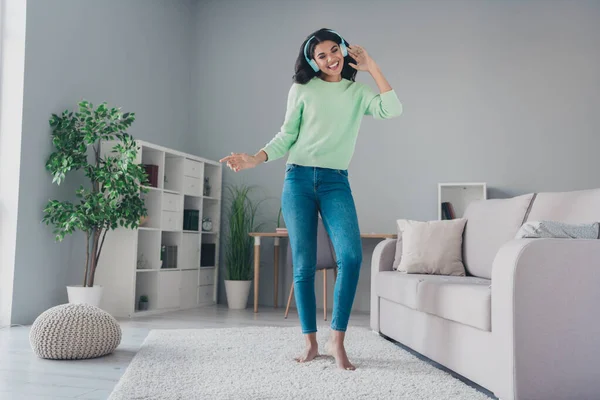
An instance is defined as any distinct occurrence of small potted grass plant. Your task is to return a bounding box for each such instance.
[138,295,149,311]
[223,184,264,309]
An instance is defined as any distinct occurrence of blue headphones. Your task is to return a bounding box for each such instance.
[303,29,348,72]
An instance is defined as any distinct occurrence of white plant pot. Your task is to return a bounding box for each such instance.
[224,280,252,310]
[67,285,104,307]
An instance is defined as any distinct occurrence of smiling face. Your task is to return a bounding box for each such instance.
[313,40,344,81]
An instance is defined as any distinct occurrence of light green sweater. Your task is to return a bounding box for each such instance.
[262,77,402,170]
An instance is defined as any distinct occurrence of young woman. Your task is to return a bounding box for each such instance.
[220,28,402,370]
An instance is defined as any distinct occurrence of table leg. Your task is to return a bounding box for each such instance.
[254,236,260,313]
[273,237,280,308]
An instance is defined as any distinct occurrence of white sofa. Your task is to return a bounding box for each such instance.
[370,188,600,400]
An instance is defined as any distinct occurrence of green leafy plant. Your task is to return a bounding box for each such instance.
[42,100,148,288]
[139,295,149,302]
[224,184,264,281]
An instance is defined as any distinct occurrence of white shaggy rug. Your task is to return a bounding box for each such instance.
[109,326,491,400]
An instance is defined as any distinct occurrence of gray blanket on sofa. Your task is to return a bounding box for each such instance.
[515,220,600,239]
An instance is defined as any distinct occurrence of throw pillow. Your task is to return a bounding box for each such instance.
[392,220,404,270]
[397,218,467,276]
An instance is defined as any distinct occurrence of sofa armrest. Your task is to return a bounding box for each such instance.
[370,238,398,331]
[491,238,600,400]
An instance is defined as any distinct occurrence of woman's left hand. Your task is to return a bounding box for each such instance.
[347,45,376,72]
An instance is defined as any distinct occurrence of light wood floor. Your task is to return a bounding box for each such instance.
[0,305,370,399]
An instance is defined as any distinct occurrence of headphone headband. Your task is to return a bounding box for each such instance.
[303,29,348,72]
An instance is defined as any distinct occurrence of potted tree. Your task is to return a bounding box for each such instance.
[42,100,148,307]
[223,184,264,309]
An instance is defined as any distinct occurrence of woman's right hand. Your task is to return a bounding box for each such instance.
[219,152,261,172]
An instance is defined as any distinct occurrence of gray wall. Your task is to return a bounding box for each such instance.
[10,0,600,322]
[193,0,600,311]
[11,0,196,324]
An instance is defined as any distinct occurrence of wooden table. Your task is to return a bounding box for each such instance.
[248,231,397,313]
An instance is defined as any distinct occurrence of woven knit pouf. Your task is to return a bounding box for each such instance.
[29,303,122,360]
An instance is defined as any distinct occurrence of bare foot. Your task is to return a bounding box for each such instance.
[295,343,319,363]
[326,332,356,370]
[295,333,319,363]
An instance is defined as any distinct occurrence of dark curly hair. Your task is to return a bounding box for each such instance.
[293,28,357,84]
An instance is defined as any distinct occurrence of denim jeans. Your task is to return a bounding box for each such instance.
[281,163,362,334]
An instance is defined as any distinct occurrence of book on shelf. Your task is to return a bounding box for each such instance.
[161,245,178,268]
[441,202,456,220]
[142,164,159,187]
[183,209,200,231]
[201,243,216,267]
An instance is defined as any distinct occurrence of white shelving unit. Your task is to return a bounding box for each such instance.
[438,182,487,220]
[95,140,222,318]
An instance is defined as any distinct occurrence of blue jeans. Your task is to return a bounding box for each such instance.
[281,163,362,334]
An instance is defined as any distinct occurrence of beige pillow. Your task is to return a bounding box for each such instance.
[397,218,467,276]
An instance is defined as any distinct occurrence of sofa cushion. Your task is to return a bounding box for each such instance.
[416,275,492,331]
[462,193,535,279]
[526,188,600,224]
[376,272,422,309]
[397,218,467,276]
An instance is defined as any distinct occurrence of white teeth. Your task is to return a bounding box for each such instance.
[328,62,339,69]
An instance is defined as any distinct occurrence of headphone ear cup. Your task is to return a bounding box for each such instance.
[309,59,319,72]
[340,42,348,57]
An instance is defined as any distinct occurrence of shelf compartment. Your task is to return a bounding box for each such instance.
[161,232,181,269]
[162,192,183,213]
[199,267,215,286]
[180,269,199,309]
[183,196,202,232]
[164,154,184,193]
[183,176,202,197]
[200,232,217,268]
[198,285,214,304]
[157,269,180,309]
[141,146,165,189]
[135,271,158,312]
[140,189,162,230]
[203,163,221,199]
[162,211,182,232]
[137,230,161,270]
[184,158,204,179]
[180,232,200,270]
[438,182,487,220]
[202,198,220,234]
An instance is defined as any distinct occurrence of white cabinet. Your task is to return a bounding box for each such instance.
[95,139,222,318]
[438,183,487,220]
[163,192,182,212]
[183,176,202,197]
[180,270,199,309]
[162,211,181,231]
[180,233,200,270]
[157,270,181,310]
[199,268,214,286]
[184,159,203,178]
[198,285,214,304]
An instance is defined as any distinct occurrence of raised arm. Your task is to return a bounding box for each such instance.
[347,45,403,119]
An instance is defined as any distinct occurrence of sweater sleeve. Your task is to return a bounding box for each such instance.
[262,84,303,162]
[362,84,403,119]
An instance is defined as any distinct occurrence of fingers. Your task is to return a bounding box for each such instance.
[348,63,358,70]
[347,48,362,60]
[219,152,242,163]
[220,152,247,172]
[348,45,366,61]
